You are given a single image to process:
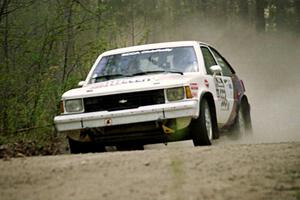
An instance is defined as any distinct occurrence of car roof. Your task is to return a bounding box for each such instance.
[101,41,210,56]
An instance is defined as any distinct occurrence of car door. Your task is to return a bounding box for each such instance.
[209,47,235,125]
[200,46,230,125]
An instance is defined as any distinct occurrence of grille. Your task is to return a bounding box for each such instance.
[84,89,165,113]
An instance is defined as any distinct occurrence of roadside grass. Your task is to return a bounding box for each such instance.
[0,128,68,159]
[296,190,300,200]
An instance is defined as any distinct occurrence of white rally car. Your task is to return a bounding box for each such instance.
[54,41,252,153]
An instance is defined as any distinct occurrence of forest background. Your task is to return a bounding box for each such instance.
[0,0,299,155]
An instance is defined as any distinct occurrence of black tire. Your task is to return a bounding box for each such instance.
[232,99,252,138]
[68,137,106,154]
[190,99,214,146]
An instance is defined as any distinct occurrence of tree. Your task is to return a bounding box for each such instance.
[274,0,287,32]
[1,0,300,137]
[0,0,10,133]
[239,0,249,22]
[294,0,300,32]
[256,0,267,32]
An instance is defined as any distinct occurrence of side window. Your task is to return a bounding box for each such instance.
[210,48,234,77]
[200,46,217,75]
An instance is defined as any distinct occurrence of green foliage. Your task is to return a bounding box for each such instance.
[296,190,300,200]
[0,0,299,144]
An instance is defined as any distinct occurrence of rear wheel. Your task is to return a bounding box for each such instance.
[232,98,252,138]
[68,137,106,154]
[190,99,214,146]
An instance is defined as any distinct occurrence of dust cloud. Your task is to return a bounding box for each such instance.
[152,19,300,144]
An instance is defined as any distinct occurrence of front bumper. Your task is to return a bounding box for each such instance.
[54,100,198,132]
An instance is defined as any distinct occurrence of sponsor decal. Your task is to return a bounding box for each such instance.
[121,48,173,57]
[214,77,229,111]
[190,82,199,97]
[204,79,209,88]
[90,77,154,89]
[190,82,199,90]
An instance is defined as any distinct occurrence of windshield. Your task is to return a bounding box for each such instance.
[89,46,198,83]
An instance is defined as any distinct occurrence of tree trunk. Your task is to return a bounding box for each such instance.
[96,0,102,37]
[130,1,135,46]
[256,0,267,33]
[274,0,286,32]
[0,0,8,23]
[295,0,300,32]
[239,0,249,22]
[1,0,10,133]
[62,0,74,91]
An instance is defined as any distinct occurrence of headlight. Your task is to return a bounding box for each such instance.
[65,99,84,113]
[166,87,185,101]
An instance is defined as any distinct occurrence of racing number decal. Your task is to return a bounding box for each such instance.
[214,77,230,111]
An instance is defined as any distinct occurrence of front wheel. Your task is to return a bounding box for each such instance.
[190,99,214,146]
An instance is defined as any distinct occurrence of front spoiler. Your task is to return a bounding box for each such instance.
[54,100,198,132]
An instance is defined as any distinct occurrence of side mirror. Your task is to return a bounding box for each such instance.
[210,65,222,75]
[78,81,86,87]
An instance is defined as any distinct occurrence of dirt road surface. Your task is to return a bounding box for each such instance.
[0,141,299,200]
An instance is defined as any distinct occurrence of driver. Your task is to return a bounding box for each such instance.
[126,59,141,75]
[172,48,197,72]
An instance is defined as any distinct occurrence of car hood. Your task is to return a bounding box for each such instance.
[62,73,197,99]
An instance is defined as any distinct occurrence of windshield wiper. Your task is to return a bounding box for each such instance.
[92,74,124,81]
[131,70,183,76]
[131,70,165,76]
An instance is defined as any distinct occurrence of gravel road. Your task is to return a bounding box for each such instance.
[0,141,299,200]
